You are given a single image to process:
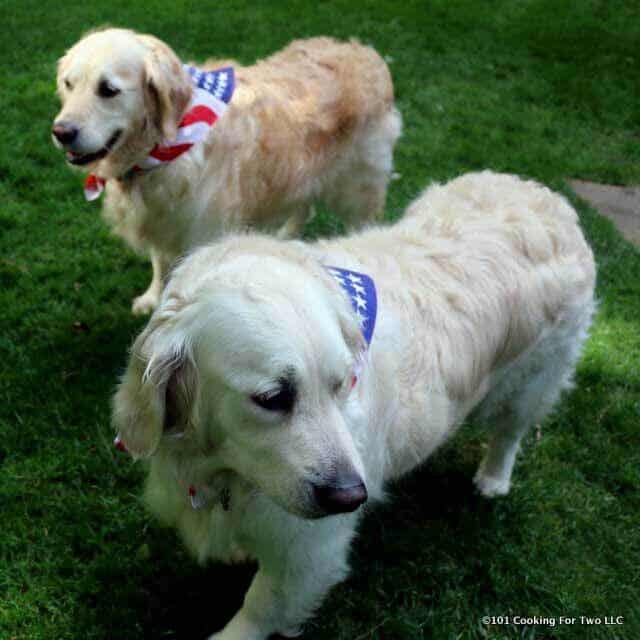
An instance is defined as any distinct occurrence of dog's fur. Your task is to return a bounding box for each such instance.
[53,28,401,313]
[113,172,596,639]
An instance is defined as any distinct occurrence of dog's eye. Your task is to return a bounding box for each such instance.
[251,379,296,413]
[98,80,120,98]
[64,79,73,91]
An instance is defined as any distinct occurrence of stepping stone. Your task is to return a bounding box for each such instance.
[568,179,640,247]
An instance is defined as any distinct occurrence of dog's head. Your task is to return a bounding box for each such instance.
[113,238,369,518]
[52,28,191,178]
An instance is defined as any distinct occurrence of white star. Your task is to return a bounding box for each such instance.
[348,274,363,285]
[354,294,367,310]
[352,283,365,295]
[355,310,368,328]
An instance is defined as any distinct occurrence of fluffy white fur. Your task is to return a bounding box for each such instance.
[113,171,596,639]
[53,28,401,314]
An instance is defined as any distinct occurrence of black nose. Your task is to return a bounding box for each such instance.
[313,476,368,515]
[52,122,78,145]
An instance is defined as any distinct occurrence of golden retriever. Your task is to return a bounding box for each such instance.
[52,28,401,313]
[112,171,595,639]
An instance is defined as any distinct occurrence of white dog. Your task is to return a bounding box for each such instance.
[113,172,595,639]
[52,28,401,314]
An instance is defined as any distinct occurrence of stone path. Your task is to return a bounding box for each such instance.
[569,179,640,247]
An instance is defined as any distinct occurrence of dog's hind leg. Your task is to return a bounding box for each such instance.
[132,248,171,315]
[474,405,539,498]
[323,107,401,228]
[474,305,593,497]
[334,173,389,227]
[277,204,315,239]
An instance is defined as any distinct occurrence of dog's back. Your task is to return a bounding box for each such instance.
[403,171,595,364]
[328,171,595,485]
[404,171,589,260]
[209,37,394,141]
[321,171,595,436]
[197,37,402,232]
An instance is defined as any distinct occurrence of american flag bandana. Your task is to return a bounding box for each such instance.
[325,266,378,347]
[84,66,235,201]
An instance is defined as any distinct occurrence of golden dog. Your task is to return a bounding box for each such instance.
[53,28,401,313]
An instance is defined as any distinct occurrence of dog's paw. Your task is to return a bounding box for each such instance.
[473,470,511,498]
[131,292,159,315]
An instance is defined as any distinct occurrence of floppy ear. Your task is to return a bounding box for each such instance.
[138,34,192,140]
[112,336,198,459]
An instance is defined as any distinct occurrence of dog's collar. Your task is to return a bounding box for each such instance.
[114,434,233,512]
[325,266,377,347]
[84,65,235,201]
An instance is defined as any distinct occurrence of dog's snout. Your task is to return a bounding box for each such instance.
[312,473,368,515]
[52,122,78,145]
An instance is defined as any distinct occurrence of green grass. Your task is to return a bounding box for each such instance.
[1,1,639,638]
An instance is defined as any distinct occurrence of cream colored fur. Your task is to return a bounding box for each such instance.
[113,171,596,639]
[53,28,401,313]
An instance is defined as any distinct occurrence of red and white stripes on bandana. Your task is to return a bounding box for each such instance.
[84,66,235,201]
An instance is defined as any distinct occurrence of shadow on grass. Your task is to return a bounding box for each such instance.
[74,535,257,639]
[69,449,501,640]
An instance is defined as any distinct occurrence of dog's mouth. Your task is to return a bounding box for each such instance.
[66,129,122,166]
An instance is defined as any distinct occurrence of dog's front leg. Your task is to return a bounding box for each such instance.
[132,248,171,315]
[209,515,358,640]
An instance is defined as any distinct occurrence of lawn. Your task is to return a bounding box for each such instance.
[1,1,639,639]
